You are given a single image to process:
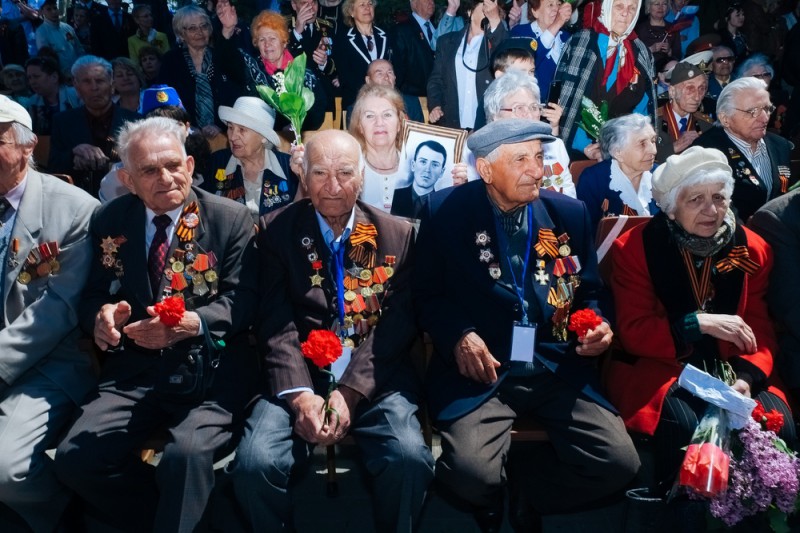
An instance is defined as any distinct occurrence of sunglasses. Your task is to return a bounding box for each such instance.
[715,56,735,64]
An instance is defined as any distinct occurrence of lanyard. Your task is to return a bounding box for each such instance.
[330,242,347,332]
[493,204,535,325]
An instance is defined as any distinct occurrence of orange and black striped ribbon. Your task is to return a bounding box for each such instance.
[534,229,559,259]
[780,176,789,194]
[622,204,637,216]
[348,223,378,268]
[681,249,713,311]
[175,201,199,242]
[715,246,760,275]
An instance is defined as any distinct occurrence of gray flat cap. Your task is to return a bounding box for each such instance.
[467,118,555,158]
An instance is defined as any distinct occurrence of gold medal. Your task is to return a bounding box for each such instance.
[343,338,355,348]
[49,259,60,273]
[359,269,372,281]
[367,315,379,327]
[384,266,394,278]
[344,290,357,302]
[353,313,364,323]
[343,316,354,329]
[204,270,218,282]
[17,271,31,284]
[361,287,374,298]
[310,274,324,287]
[372,283,384,294]
[192,273,205,285]
[172,261,185,273]
[558,244,571,257]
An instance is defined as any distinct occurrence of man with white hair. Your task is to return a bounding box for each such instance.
[0,95,98,532]
[230,129,434,532]
[54,116,258,532]
[692,76,793,222]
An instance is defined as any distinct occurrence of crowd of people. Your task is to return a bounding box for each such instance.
[0,0,799,531]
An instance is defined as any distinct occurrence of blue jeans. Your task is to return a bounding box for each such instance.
[230,390,434,532]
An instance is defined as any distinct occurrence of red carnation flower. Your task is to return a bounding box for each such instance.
[154,295,185,327]
[751,400,784,433]
[301,329,343,368]
[568,308,602,338]
[751,400,766,423]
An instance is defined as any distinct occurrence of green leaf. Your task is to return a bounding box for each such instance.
[284,53,307,94]
[256,84,280,110]
[301,87,315,114]
[279,92,303,117]
[768,506,790,533]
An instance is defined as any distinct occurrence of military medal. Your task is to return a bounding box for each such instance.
[557,233,571,257]
[479,249,494,263]
[488,263,501,280]
[534,229,559,259]
[310,273,324,287]
[534,260,549,285]
[475,231,491,246]
[7,238,19,268]
[175,202,200,242]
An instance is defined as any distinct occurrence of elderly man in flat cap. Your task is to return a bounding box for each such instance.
[0,95,99,531]
[413,118,639,531]
[658,61,714,155]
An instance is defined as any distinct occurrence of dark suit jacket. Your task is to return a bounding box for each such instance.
[90,8,137,60]
[750,190,800,390]
[332,25,391,109]
[0,18,29,66]
[79,187,258,391]
[48,105,142,196]
[157,41,249,129]
[391,18,435,97]
[257,199,418,402]
[426,24,508,129]
[414,181,613,421]
[692,126,793,222]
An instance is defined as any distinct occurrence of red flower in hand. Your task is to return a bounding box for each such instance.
[568,309,602,338]
[154,295,185,327]
[301,329,343,368]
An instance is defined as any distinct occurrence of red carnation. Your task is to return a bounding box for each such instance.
[751,400,766,423]
[751,400,785,433]
[301,329,343,368]
[154,295,185,327]
[568,308,602,338]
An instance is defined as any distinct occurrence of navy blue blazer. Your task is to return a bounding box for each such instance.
[413,180,615,421]
[575,159,660,237]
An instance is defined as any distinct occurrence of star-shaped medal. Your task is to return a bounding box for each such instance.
[101,236,119,254]
[310,273,324,287]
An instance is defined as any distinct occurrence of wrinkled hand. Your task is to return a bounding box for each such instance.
[312,43,328,68]
[94,301,132,351]
[122,309,202,350]
[540,102,563,134]
[583,142,602,162]
[288,391,328,443]
[318,386,362,445]
[697,313,757,353]
[454,332,501,384]
[428,106,444,123]
[575,321,613,356]
[290,143,305,178]
[451,162,468,185]
[732,379,751,398]
[673,130,700,154]
[445,0,460,16]
[555,2,572,28]
[217,2,238,34]
[295,2,316,34]
[73,144,109,171]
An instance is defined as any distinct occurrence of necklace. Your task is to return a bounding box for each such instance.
[367,152,398,171]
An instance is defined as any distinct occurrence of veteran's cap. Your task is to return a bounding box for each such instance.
[140,85,184,115]
[0,94,32,130]
[467,118,555,158]
[669,61,707,85]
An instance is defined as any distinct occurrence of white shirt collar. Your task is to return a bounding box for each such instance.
[145,205,183,228]
[3,173,28,212]
[609,159,654,216]
[315,208,356,250]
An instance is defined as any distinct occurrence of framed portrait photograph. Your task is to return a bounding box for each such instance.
[389,121,469,220]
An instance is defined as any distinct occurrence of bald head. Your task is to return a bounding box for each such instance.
[365,59,396,87]
[303,130,365,223]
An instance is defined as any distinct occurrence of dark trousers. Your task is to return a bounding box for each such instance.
[53,367,240,533]
[436,373,640,514]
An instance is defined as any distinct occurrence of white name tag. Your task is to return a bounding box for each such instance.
[510,321,536,363]
[331,346,352,380]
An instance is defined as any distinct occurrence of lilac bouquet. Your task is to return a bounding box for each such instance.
[708,402,800,530]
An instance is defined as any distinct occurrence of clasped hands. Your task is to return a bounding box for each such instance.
[287,387,362,446]
[454,322,613,384]
[94,300,201,351]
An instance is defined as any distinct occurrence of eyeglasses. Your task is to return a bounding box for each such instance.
[751,71,772,79]
[183,23,210,33]
[366,35,374,52]
[499,103,541,117]
[734,104,776,118]
[715,56,735,64]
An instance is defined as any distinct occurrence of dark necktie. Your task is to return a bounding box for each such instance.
[148,214,171,295]
[366,35,374,52]
[425,21,434,49]
[113,11,121,29]
[679,117,688,133]
[0,198,10,227]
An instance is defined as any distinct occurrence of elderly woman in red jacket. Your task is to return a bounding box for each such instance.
[607,146,795,495]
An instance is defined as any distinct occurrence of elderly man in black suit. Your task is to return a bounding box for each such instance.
[391,0,437,122]
[48,55,141,197]
[692,76,793,222]
[229,129,434,532]
[414,119,639,531]
[89,0,137,59]
[54,116,259,533]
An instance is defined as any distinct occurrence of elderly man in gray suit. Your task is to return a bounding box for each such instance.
[0,95,99,532]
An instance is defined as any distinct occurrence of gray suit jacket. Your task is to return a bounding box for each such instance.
[0,170,99,404]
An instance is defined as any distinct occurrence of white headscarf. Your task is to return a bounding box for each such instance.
[599,0,642,41]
